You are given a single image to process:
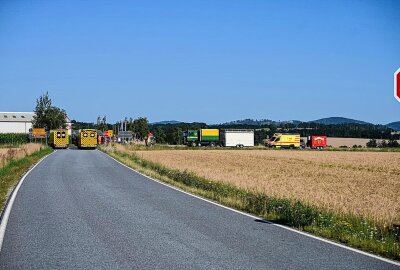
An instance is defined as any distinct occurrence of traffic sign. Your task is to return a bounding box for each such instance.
[32,128,46,138]
[395,67,400,102]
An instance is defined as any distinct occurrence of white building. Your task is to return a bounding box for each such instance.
[0,112,72,135]
[0,112,34,133]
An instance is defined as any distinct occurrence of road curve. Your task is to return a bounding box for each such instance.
[0,149,398,269]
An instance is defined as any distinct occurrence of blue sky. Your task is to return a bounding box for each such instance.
[0,0,399,124]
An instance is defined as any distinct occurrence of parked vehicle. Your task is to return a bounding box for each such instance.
[183,129,220,147]
[220,129,254,147]
[76,129,97,149]
[266,133,301,149]
[307,136,327,149]
[183,129,255,147]
[300,138,306,149]
[48,129,69,149]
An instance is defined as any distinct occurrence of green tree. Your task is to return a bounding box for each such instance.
[132,117,149,140]
[379,140,388,148]
[366,139,377,148]
[153,126,167,144]
[388,139,399,148]
[32,92,67,130]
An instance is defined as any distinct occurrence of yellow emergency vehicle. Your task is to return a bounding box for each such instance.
[48,129,69,149]
[266,133,300,149]
[77,129,98,149]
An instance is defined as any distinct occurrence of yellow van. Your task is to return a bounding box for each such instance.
[48,129,69,149]
[266,133,300,149]
[77,129,97,149]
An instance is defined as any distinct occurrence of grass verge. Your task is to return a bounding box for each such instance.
[0,147,53,213]
[101,146,400,261]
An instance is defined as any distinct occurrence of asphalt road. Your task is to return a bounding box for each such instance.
[0,149,398,269]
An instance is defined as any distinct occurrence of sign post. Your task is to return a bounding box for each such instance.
[395,68,400,102]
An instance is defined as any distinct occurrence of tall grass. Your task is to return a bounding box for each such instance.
[0,147,53,212]
[101,146,400,260]
[0,144,43,168]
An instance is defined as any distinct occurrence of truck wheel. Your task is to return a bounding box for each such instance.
[210,142,215,147]
[191,142,196,147]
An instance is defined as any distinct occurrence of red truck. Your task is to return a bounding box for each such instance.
[306,136,327,149]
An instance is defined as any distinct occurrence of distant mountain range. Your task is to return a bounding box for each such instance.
[387,121,400,131]
[219,119,302,126]
[309,117,370,125]
[151,120,182,125]
[150,117,400,131]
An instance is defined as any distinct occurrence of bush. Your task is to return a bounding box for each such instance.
[366,139,377,148]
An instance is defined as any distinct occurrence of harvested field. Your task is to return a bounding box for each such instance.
[0,144,43,168]
[134,149,400,226]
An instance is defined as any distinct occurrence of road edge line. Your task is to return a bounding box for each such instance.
[100,150,400,266]
[0,150,55,252]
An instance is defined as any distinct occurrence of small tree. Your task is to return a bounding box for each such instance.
[379,140,388,148]
[366,139,377,148]
[32,92,67,130]
[388,139,399,148]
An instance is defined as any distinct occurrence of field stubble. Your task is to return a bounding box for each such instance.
[133,149,400,226]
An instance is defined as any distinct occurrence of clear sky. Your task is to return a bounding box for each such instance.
[0,0,399,124]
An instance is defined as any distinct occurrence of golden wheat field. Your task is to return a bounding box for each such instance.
[0,144,43,168]
[133,149,400,226]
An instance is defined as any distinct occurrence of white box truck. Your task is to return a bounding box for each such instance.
[221,129,254,147]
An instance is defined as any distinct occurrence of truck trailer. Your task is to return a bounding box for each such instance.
[221,129,254,147]
[306,136,327,149]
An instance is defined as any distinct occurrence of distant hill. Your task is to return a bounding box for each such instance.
[386,121,400,131]
[220,119,302,126]
[310,117,370,125]
[151,120,182,125]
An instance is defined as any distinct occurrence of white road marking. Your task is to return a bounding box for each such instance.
[0,151,55,252]
[101,150,400,267]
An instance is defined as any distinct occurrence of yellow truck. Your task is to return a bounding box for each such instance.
[77,129,97,149]
[266,133,300,149]
[48,129,69,149]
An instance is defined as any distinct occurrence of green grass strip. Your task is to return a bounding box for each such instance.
[0,147,53,212]
[103,147,400,261]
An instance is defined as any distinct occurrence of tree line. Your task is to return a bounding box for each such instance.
[29,92,399,146]
[149,122,399,145]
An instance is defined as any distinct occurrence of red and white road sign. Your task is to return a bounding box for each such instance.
[395,68,400,102]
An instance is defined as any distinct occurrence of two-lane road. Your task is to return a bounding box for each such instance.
[0,150,398,269]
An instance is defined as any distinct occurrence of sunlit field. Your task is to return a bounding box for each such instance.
[133,149,400,226]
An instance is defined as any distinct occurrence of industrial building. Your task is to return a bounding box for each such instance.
[0,112,34,134]
[0,112,72,134]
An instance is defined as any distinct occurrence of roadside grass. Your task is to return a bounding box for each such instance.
[0,146,53,213]
[101,145,400,261]
[0,143,43,168]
